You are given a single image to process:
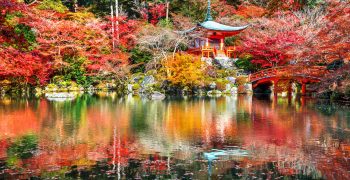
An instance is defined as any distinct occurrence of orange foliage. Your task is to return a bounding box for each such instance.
[162,54,205,88]
[236,4,266,18]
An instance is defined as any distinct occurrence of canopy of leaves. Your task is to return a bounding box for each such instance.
[162,54,205,88]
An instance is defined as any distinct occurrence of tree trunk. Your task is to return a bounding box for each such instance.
[115,0,119,44]
[110,0,115,51]
[166,0,169,22]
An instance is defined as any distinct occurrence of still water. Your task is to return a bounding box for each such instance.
[0,93,349,179]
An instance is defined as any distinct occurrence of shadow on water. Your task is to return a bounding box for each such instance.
[0,94,349,179]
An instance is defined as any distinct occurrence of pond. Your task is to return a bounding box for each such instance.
[0,93,349,179]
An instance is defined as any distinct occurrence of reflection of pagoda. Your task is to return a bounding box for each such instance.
[184,0,248,59]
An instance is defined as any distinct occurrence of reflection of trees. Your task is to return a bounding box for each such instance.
[0,95,349,179]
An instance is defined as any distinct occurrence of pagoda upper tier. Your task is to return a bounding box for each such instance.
[181,0,249,38]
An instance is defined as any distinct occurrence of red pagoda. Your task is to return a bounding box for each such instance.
[184,0,248,59]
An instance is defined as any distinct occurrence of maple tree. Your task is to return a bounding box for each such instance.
[161,54,205,88]
[296,0,350,64]
[239,13,305,68]
[148,3,167,25]
[0,0,135,86]
[0,48,51,85]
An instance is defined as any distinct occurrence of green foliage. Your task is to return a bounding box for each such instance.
[330,90,344,101]
[84,0,143,17]
[14,24,37,51]
[327,59,344,71]
[235,54,259,72]
[345,86,350,98]
[216,69,237,78]
[224,36,239,46]
[171,0,208,22]
[304,0,325,8]
[4,12,23,27]
[315,103,336,116]
[38,0,68,13]
[132,83,141,91]
[61,56,93,87]
[157,19,174,28]
[7,134,38,164]
[130,48,153,73]
[215,78,229,91]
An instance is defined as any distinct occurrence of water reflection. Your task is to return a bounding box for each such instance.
[0,94,349,179]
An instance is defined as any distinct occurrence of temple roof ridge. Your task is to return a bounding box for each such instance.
[176,0,249,34]
[199,20,249,31]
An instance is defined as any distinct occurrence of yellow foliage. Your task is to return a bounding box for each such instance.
[162,54,205,88]
[66,11,95,24]
[236,76,248,86]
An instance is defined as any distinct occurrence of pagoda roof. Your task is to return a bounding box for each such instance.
[199,21,249,32]
[176,21,248,35]
[177,0,248,35]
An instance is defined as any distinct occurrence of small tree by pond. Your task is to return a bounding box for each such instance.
[161,54,205,89]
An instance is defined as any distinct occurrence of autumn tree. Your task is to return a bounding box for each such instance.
[137,25,189,70]
[294,0,350,64]
[240,14,305,69]
[161,54,205,88]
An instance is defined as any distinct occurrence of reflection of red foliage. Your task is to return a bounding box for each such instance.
[0,139,9,159]
[143,154,168,172]
[0,107,41,137]
[107,138,134,166]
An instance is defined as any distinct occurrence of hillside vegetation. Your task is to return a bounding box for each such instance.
[0,0,349,99]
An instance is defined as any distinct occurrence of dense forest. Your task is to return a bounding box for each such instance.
[0,0,349,99]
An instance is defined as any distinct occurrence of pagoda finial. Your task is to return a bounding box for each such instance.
[205,0,213,21]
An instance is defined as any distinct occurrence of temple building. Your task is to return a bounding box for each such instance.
[183,0,248,62]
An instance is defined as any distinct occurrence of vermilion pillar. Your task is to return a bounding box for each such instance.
[287,82,292,103]
[273,79,278,96]
[220,38,224,51]
[288,82,292,96]
[301,83,307,96]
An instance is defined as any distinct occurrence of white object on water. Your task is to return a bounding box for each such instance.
[45,93,76,101]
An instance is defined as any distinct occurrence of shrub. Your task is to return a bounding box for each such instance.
[236,76,248,86]
[132,84,141,91]
[66,11,95,24]
[4,12,22,27]
[130,48,153,73]
[345,86,350,98]
[327,59,344,71]
[330,90,344,101]
[60,56,93,87]
[224,36,239,46]
[157,19,174,28]
[235,54,259,72]
[11,24,37,51]
[216,78,229,91]
[38,0,67,13]
[161,54,205,88]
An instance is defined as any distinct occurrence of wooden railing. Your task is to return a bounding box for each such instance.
[249,66,328,82]
[225,46,236,58]
[201,46,216,57]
